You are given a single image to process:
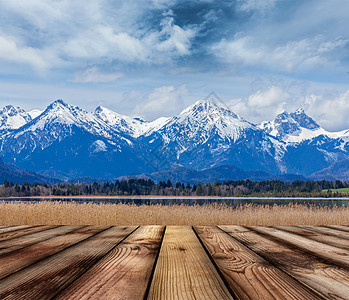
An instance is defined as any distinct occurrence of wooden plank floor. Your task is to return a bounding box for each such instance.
[0,226,348,299]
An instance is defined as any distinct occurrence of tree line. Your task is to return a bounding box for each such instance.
[0,178,348,197]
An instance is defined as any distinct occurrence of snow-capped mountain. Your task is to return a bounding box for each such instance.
[0,98,349,180]
[141,100,283,173]
[1,100,124,156]
[94,105,169,138]
[260,108,349,144]
[260,108,320,142]
[0,100,148,179]
[260,108,349,175]
[0,105,33,134]
[28,109,43,119]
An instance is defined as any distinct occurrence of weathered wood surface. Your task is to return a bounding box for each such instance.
[0,225,106,281]
[302,225,349,239]
[194,226,322,300]
[219,225,349,300]
[274,225,349,250]
[0,225,33,235]
[250,226,349,269]
[55,225,164,300]
[0,225,84,256]
[326,225,349,233]
[147,226,233,300]
[0,226,134,299]
[0,225,57,242]
[0,225,348,299]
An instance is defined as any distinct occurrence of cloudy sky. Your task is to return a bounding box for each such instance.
[0,0,349,130]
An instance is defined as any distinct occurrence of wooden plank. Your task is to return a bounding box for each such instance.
[0,225,109,281]
[0,226,136,299]
[147,226,233,300]
[194,226,321,300]
[0,225,57,242]
[0,225,84,256]
[220,225,349,300]
[55,226,164,300]
[325,225,349,233]
[250,226,349,269]
[0,225,35,235]
[300,225,349,240]
[273,226,349,250]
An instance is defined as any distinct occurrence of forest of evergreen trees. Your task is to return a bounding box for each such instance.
[0,178,348,197]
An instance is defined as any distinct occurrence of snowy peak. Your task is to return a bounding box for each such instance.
[290,108,320,130]
[94,105,144,137]
[260,109,322,143]
[261,111,299,137]
[0,105,32,133]
[28,109,43,119]
[151,99,257,145]
[180,99,240,120]
[39,99,92,126]
[16,99,118,141]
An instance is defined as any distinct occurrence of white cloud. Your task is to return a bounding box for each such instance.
[134,85,188,120]
[229,86,289,123]
[304,91,349,131]
[212,35,348,73]
[0,34,49,71]
[0,1,198,74]
[154,11,195,56]
[237,0,279,13]
[63,25,148,63]
[72,67,123,83]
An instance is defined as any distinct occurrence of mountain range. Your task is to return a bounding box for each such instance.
[0,99,348,183]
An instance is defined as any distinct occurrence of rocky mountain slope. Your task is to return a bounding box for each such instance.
[0,99,348,181]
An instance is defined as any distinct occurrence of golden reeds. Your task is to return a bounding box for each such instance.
[0,201,348,226]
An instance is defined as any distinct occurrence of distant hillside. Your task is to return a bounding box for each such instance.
[118,164,306,184]
[0,158,58,184]
[309,159,349,181]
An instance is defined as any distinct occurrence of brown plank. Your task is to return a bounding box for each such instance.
[0,225,84,256]
[300,225,349,240]
[0,225,35,235]
[220,225,349,300]
[0,225,57,242]
[55,226,164,300]
[0,226,136,299]
[0,225,109,281]
[147,226,233,300]
[250,226,349,269]
[194,226,321,300]
[325,225,349,234]
[273,226,349,250]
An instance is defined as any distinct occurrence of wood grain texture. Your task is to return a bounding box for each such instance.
[274,226,349,250]
[250,226,349,269]
[326,225,349,233]
[0,225,84,256]
[0,226,135,299]
[220,225,349,300]
[0,225,55,242]
[194,226,321,300]
[0,225,105,281]
[0,225,33,235]
[55,225,164,300]
[147,226,233,300]
[1,225,348,299]
[306,226,349,239]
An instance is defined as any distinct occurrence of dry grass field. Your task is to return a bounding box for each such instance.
[0,201,348,225]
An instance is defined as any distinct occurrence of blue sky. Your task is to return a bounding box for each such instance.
[0,0,349,130]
